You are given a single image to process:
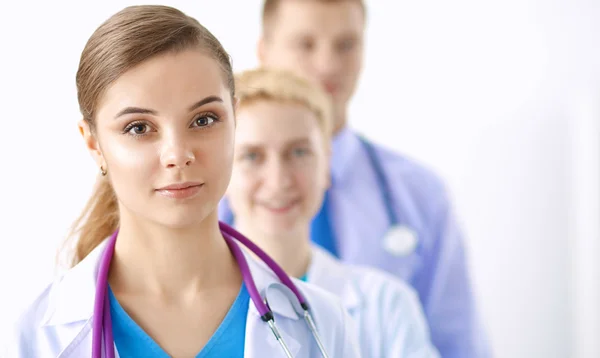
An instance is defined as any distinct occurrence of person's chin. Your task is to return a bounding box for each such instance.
[153,217,200,230]
[260,216,301,236]
[151,208,214,230]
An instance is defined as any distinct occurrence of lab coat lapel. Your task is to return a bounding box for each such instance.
[44,240,120,358]
[308,246,362,314]
[41,242,105,327]
[244,306,302,357]
[55,323,120,358]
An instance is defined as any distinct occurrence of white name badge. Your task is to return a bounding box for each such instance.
[382,225,418,256]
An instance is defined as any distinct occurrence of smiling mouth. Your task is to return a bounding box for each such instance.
[261,200,300,214]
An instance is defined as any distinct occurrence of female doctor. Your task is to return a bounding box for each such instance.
[225,68,441,358]
[2,5,360,358]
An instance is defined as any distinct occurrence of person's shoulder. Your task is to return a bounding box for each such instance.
[341,263,441,357]
[310,246,419,304]
[11,281,54,331]
[355,133,456,222]
[2,281,55,357]
[245,248,349,325]
[367,138,449,198]
[346,263,420,306]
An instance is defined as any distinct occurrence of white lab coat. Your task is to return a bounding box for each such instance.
[308,246,440,358]
[2,240,360,358]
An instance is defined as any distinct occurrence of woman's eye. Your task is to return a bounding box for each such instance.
[192,115,215,127]
[127,123,149,135]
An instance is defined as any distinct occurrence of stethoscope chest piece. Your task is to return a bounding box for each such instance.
[382,225,418,256]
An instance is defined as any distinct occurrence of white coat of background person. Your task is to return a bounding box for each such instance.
[226,67,441,358]
[1,5,360,358]
[218,1,491,356]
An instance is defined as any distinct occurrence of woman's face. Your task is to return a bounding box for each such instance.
[227,99,329,237]
[80,49,235,229]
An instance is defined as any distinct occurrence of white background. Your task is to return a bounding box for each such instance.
[1,1,599,357]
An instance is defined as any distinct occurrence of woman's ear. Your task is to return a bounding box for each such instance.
[78,120,105,169]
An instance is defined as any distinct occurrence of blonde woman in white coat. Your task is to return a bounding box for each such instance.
[224,68,440,358]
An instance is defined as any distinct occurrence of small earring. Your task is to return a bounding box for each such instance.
[100,166,107,176]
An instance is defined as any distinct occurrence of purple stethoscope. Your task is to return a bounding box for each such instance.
[91,222,330,358]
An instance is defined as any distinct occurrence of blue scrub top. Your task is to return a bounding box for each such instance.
[108,283,250,357]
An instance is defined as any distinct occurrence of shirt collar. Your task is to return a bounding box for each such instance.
[330,127,362,185]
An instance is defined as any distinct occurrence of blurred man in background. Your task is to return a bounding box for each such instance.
[220,1,491,356]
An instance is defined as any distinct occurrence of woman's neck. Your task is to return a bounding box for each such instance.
[108,210,241,300]
[236,221,312,278]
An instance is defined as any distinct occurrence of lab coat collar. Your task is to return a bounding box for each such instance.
[40,239,106,327]
[242,248,303,321]
[241,249,303,356]
[40,238,304,327]
[307,245,362,312]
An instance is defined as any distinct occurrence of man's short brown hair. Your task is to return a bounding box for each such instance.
[261,0,366,32]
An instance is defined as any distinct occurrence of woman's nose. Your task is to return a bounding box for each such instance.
[160,140,195,169]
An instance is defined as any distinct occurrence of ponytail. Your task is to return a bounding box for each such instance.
[61,175,119,268]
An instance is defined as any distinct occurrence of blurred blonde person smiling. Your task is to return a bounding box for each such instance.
[226,68,440,358]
